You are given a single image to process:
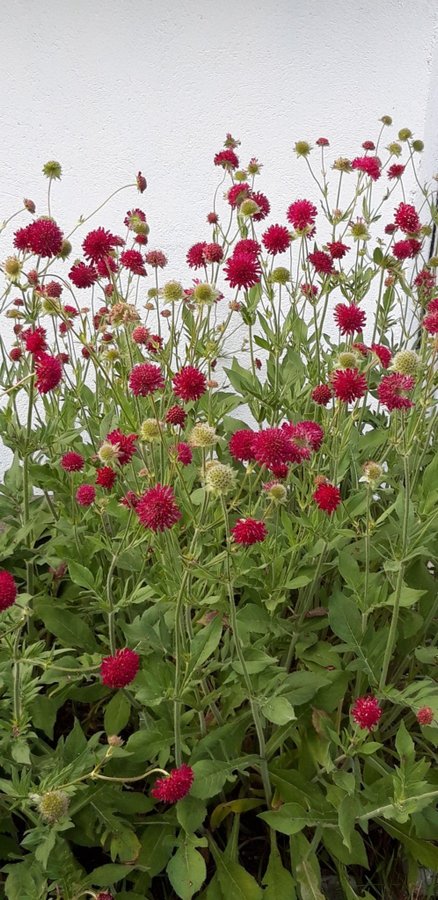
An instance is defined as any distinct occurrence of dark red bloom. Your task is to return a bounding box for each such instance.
[203,242,223,264]
[224,252,261,290]
[107,430,137,465]
[301,283,318,298]
[415,268,435,300]
[129,363,164,396]
[120,249,146,275]
[132,325,149,345]
[96,466,117,489]
[101,647,140,689]
[176,442,192,465]
[312,384,332,405]
[351,156,381,180]
[187,242,207,269]
[120,491,139,509]
[63,304,78,317]
[207,211,218,224]
[96,256,118,278]
[331,368,366,403]
[387,164,405,180]
[136,484,181,532]
[313,482,341,514]
[151,764,194,803]
[232,518,267,545]
[270,463,289,479]
[26,218,64,256]
[377,373,414,411]
[295,420,324,450]
[9,347,22,362]
[75,484,96,506]
[417,706,434,726]
[82,227,118,263]
[327,241,350,259]
[385,223,397,235]
[146,333,163,354]
[250,191,270,221]
[229,429,255,462]
[262,224,291,255]
[393,239,422,260]
[351,695,382,730]
[394,202,421,234]
[96,893,114,900]
[69,262,98,288]
[34,353,62,394]
[227,183,251,207]
[45,280,63,298]
[136,171,147,193]
[362,140,375,150]
[61,451,85,472]
[423,309,438,335]
[371,343,392,368]
[173,366,207,402]
[145,249,168,268]
[287,199,317,231]
[234,239,261,256]
[334,303,366,334]
[0,570,17,612]
[316,137,329,147]
[14,225,32,251]
[252,427,294,471]
[308,250,334,275]
[166,405,187,427]
[214,148,239,169]
[22,327,47,354]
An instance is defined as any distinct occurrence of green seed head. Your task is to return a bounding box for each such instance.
[391,349,420,376]
[189,423,217,448]
[43,160,62,180]
[140,418,161,443]
[38,790,69,823]
[162,280,184,303]
[204,461,237,495]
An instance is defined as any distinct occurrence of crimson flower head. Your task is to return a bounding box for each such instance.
[120,249,146,275]
[331,368,366,403]
[227,183,250,207]
[82,227,118,263]
[351,695,382,730]
[394,202,421,234]
[23,326,47,354]
[136,484,181,532]
[232,518,267,545]
[313,482,341,514]
[316,137,330,147]
[132,325,149,345]
[334,303,366,335]
[371,343,392,368]
[287,199,317,231]
[251,191,270,221]
[351,156,382,180]
[34,353,63,394]
[234,238,261,257]
[393,239,422,260]
[308,250,334,275]
[129,363,164,396]
[173,366,207,402]
[176,442,192,465]
[187,242,207,269]
[252,427,294,471]
[120,490,139,509]
[0,570,17,612]
[75,484,96,507]
[423,308,438,335]
[204,242,223,263]
[224,252,261,290]
[229,429,255,462]
[107,430,137,465]
[69,262,98,288]
[145,249,167,268]
[96,256,118,278]
[61,451,85,472]
[262,224,291,255]
[21,218,64,257]
[377,373,414,411]
[101,647,140,689]
[151,764,194,803]
[96,893,114,900]
[362,140,375,150]
[327,241,350,259]
[214,148,239,169]
[417,706,434,726]
[166,404,187,427]
[388,163,405,180]
[96,466,117,489]
[312,384,332,406]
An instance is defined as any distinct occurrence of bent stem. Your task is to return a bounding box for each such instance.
[220,496,272,807]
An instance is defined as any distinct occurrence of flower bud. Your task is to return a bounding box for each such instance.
[23,198,36,213]
[98,441,120,464]
[193,283,219,305]
[247,157,262,174]
[398,128,412,141]
[332,157,352,173]
[350,221,370,241]
[412,139,424,152]
[380,115,393,126]
[107,734,124,746]
[362,461,384,485]
[387,142,402,157]
[136,171,147,193]
[4,257,22,280]
[263,481,287,503]
[59,239,72,259]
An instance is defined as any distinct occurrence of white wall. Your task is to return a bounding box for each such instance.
[0,0,437,468]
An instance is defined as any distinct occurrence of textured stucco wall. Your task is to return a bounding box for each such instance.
[0,0,437,470]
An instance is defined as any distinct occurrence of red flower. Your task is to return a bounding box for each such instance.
[251,191,270,221]
[166,405,187,427]
[96,256,118,278]
[362,140,375,151]
[394,202,421,234]
[423,309,438,335]
[308,250,334,275]
[387,164,405,180]
[0,570,17,612]
[136,484,181,532]
[151,763,194,803]
[334,303,366,334]
[101,647,140,689]
[76,484,96,506]
[204,242,223,264]
[351,695,382,730]
[107,430,137,465]
[313,482,341,514]
[45,281,62,298]
[61,451,85,472]
[207,211,218,224]
[351,156,381,180]
[229,429,255,462]
[136,171,147,193]
[187,242,207,269]
[224,252,261,290]
[96,466,117,489]
[270,463,289,479]
[14,225,32,251]
[214,149,239,169]
[252,427,295,470]
[69,262,98,288]
[393,239,422,260]
[63,304,78,317]
[316,137,329,146]
[173,366,207,402]
[262,224,291,255]
[371,343,392,368]
[234,238,261,256]
[120,249,146,275]
[132,325,150,345]
[296,420,324,450]
[377,373,414,411]
[417,706,434,726]
[311,384,332,405]
[34,353,62,394]
[26,218,64,257]
[120,490,139,509]
[301,283,318,298]
[331,368,366,403]
[145,250,168,268]
[96,894,114,900]
[287,199,317,231]
[327,241,350,259]
[9,347,22,362]
[176,442,192,465]
[82,227,118,263]
[415,268,435,299]
[227,183,250,207]
[146,333,163,354]
[22,327,47,354]
[232,518,267,545]
[129,363,164,396]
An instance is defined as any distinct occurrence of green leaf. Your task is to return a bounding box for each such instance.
[85,862,135,886]
[167,836,207,900]
[66,559,97,591]
[262,842,296,898]
[290,833,325,900]
[137,823,176,877]
[187,616,222,675]
[260,803,334,835]
[209,838,263,899]
[379,819,438,870]
[3,860,46,900]
[322,828,368,868]
[104,691,131,736]
[176,795,207,833]
[210,798,262,830]
[395,721,415,762]
[190,760,232,799]
[260,696,296,726]
[34,600,96,652]
[110,825,141,863]
[338,795,359,852]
